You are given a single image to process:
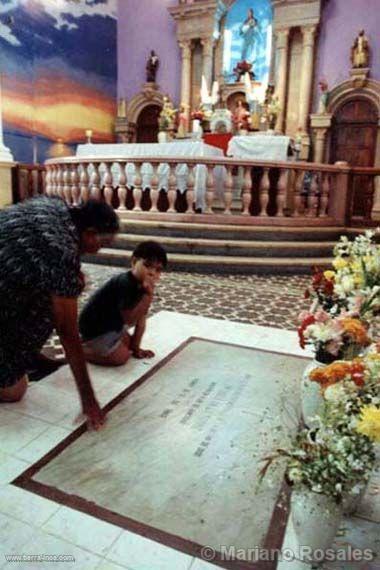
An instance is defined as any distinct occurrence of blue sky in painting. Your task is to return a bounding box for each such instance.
[223,0,272,84]
[0,0,117,84]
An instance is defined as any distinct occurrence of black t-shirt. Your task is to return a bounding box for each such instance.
[79,271,145,341]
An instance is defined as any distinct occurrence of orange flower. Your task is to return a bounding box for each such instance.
[309,359,367,390]
[340,318,370,346]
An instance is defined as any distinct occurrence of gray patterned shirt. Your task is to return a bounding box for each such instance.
[0,197,83,387]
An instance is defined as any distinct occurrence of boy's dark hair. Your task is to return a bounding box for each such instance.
[133,240,168,268]
[69,200,120,235]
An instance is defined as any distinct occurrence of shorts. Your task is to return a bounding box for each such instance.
[82,330,124,357]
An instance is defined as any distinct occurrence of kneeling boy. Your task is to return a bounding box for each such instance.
[79,241,167,366]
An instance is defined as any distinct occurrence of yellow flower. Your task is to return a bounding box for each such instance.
[333,258,348,270]
[324,270,335,281]
[353,274,365,287]
[350,260,362,273]
[356,406,380,442]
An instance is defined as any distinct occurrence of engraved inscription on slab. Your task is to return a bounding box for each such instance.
[32,340,305,555]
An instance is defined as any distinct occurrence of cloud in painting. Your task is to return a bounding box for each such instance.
[0,0,21,45]
[33,0,116,31]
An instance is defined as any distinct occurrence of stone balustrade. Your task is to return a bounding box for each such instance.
[44,156,380,227]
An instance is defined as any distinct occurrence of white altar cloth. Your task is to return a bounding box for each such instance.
[76,141,224,210]
[227,135,291,162]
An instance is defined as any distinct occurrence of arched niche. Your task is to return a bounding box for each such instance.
[125,84,168,142]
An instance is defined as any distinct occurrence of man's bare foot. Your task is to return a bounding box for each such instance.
[132,348,155,359]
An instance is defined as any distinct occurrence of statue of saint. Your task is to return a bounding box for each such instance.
[177,105,189,138]
[146,50,160,83]
[351,30,370,69]
[239,8,260,62]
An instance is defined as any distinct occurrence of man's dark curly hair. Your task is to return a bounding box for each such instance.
[133,240,168,268]
[69,199,120,235]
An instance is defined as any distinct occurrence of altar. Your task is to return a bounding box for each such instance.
[227,135,291,162]
[76,141,224,211]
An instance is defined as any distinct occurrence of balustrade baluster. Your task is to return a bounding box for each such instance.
[63,164,71,204]
[80,163,90,203]
[45,166,52,196]
[241,166,252,215]
[50,165,57,196]
[117,162,128,210]
[150,164,159,212]
[133,163,143,211]
[259,168,270,217]
[56,166,64,199]
[103,163,114,206]
[320,172,330,217]
[293,170,305,216]
[307,172,319,217]
[186,165,195,214]
[223,165,233,215]
[71,164,80,205]
[90,163,101,200]
[205,164,215,214]
[276,168,287,217]
[167,163,177,213]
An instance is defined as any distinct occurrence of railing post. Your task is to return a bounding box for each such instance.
[167,163,177,213]
[223,165,233,215]
[70,163,80,205]
[103,162,113,206]
[259,168,270,217]
[63,164,71,204]
[205,164,215,214]
[133,162,143,211]
[330,161,351,226]
[89,163,101,200]
[80,163,90,203]
[150,164,159,212]
[117,162,127,210]
[276,168,287,217]
[241,166,252,216]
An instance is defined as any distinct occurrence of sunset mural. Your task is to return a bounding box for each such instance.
[0,0,117,162]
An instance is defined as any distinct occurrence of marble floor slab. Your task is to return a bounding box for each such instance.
[15,337,306,568]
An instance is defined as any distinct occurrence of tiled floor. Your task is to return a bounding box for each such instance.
[43,264,312,362]
[1,312,379,570]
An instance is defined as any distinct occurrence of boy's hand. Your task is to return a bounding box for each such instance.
[132,348,155,359]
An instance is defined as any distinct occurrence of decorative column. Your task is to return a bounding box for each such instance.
[0,75,13,163]
[0,74,15,208]
[274,28,290,133]
[310,114,332,163]
[201,38,214,91]
[298,25,317,157]
[179,40,192,122]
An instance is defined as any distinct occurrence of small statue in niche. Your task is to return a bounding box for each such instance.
[146,50,160,83]
[232,99,251,133]
[351,30,370,69]
[317,79,329,114]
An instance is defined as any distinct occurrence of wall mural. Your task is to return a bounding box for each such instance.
[223,0,272,85]
[0,0,117,163]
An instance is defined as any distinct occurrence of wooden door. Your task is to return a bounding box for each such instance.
[331,99,378,218]
[136,105,161,143]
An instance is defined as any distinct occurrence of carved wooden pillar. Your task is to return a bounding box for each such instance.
[274,28,290,133]
[310,113,332,163]
[201,38,214,89]
[180,40,192,123]
[298,25,317,135]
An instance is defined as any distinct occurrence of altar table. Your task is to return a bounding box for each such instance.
[76,141,224,210]
[227,134,291,162]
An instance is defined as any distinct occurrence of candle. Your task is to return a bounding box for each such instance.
[85,129,93,138]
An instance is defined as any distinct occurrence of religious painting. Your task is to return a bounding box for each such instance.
[223,0,273,85]
[0,0,117,162]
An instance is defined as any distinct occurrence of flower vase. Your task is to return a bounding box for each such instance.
[342,482,368,516]
[158,131,168,143]
[301,359,326,427]
[291,489,343,563]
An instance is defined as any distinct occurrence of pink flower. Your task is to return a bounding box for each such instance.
[314,309,330,323]
[325,339,343,356]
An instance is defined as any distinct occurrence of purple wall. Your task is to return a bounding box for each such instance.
[313,0,380,110]
[118,0,181,104]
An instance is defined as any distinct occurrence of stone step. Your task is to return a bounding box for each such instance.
[85,248,333,275]
[118,217,344,242]
[112,233,336,258]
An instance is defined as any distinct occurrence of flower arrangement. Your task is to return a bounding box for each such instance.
[158,96,177,131]
[233,60,254,82]
[191,109,205,121]
[298,310,371,363]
